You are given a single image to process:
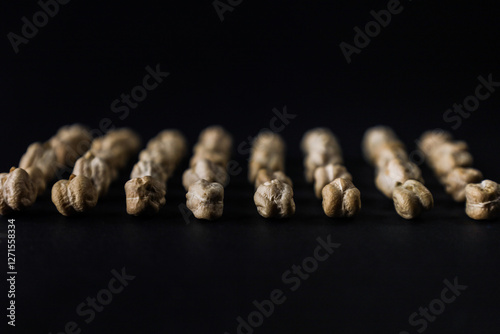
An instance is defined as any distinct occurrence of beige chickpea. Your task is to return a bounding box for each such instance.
[190,150,230,169]
[375,158,423,198]
[186,179,224,220]
[304,150,343,183]
[182,159,228,191]
[138,149,175,177]
[130,160,168,183]
[194,125,233,154]
[301,128,343,183]
[254,169,293,189]
[146,132,187,171]
[49,124,93,166]
[19,142,58,183]
[313,164,352,199]
[153,129,188,160]
[91,128,141,172]
[51,174,98,216]
[418,130,453,156]
[249,153,285,183]
[371,142,408,168]
[0,167,37,215]
[125,176,167,216]
[362,126,401,164]
[19,142,45,170]
[252,131,286,155]
[322,178,361,218]
[301,128,341,156]
[443,167,483,202]
[427,141,473,177]
[393,180,433,219]
[465,180,500,220]
[0,173,9,215]
[25,166,46,197]
[248,133,286,182]
[250,144,284,164]
[254,179,295,218]
[72,151,112,197]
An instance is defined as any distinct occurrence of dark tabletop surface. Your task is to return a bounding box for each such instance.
[2,155,499,334]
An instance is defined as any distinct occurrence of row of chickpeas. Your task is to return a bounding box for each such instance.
[0,125,498,220]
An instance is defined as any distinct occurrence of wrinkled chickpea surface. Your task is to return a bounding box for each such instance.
[125,129,187,216]
[363,126,432,219]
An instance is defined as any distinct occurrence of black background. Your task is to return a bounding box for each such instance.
[1,0,500,333]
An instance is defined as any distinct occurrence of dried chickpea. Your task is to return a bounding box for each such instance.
[145,132,187,172]
[182,126,232,220]
[19,142,58,183]
[418,130,483,208]
[252,131,286,155]
[152,129,188,161]
[443,167,483,202]
[301,128,343,183]
[0,167,37,215]
[190,126,232,168]
[0,173,9,215]
[301,128,341,156]
[51,174,98,216]
[194,125,233,154]
[375,158,423,198]
[49,124,92,166]
[304,150,343,183]
[362,126,401,165]
[249,153,285,183]
[302,128,361,218]
[254,169,292,189]
[125,176,166,216]
[190,150,230,169]
[186,179,224,220]
[125,129,187,216]
[91,128,141,173]
[427,141,473,178]
[364,126,432,219]
[248,132,285,183]
[25,166,46,197]
[370,142,408,168]
[393,180,434,219]
[418,130,453,156]
[313,163,352,199]
[138,149,175,177]
[130,160,168,184]
[465,180,500,220]
[182,159,228,191]
[250,132,295,218]
[418,131,473,178]
[322,178,361,218]
[19,142,45,169]
[72,151,112,197]
[254,179,295,218]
